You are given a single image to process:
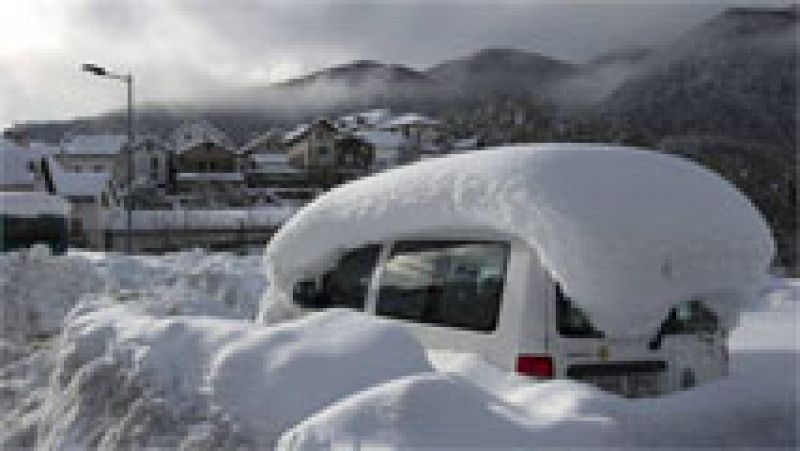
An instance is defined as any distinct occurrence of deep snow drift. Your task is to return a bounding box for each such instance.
[0,249,796,449]
[260,144,773,337]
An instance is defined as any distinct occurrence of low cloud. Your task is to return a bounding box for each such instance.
[0,0,789,129]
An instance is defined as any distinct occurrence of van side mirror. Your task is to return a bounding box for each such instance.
[293,278,324,308]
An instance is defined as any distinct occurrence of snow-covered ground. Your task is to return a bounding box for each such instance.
[1,248,797,449]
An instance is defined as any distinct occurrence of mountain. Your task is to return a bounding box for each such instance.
[248,60,448,108]
[426,48,577,97]
[601,6,797,151]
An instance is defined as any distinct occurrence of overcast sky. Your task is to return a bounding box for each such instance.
[0,1,791,129]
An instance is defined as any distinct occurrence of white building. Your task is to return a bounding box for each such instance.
[46,156,114,247]
[0,139,37,191]
[57,134,126,175]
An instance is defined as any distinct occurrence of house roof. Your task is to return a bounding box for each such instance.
[283,124,311,144]
[0,140,35,186]
[241,130,283,154]
[381,113,440,128]
[283,119,336,145]
[47,156,109,197]
[60,134,127,156]
[171,121,234,154]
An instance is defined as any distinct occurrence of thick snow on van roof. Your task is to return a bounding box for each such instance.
[259,144,774,337]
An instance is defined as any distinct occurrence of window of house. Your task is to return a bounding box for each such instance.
[292,244,381,310]
[376,241,508,332]
[93,165,104,173]
[317,146,329,156]
[151,156,159,171]
[74,165,82,173]
[208,161,217,171]
[198,161,207,172]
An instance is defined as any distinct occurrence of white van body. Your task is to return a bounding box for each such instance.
[259,144,773,397]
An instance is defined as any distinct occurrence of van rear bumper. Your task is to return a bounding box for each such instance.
[565,360,668,397]
[566,360,667,377]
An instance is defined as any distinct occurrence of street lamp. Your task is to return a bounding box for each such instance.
[81,63,134,253]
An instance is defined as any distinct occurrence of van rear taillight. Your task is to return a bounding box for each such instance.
[516,355,554,378]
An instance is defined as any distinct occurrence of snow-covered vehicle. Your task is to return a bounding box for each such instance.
[0,191,70,254]
[259,144,773,397]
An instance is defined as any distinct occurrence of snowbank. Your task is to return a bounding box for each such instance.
[31,307,429,449]
[279,293,798,449]
[0,248,265,343]
[0,249,796,449]
[261,144,774,336]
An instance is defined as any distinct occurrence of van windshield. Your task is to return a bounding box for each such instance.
[376,241,509,332]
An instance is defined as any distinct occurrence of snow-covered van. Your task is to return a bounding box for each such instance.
[259,144,774,397]
[0,192,70,254]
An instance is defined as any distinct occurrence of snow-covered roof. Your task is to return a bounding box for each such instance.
[355,130,407,149]
[27,141,61,158]
[283,124,311,143]
[171,121,234,154]
[60,134,126,156]
[338,109,392,129]
[241,130,282,153]
[260,143,774,337]
[381,113,440,129]
[0,141,35,186]
[0,191,70,217]
[47,157,109,197]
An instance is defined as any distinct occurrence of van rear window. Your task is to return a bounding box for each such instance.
[556,283,604,338]
[659,300,719,335]
[376,241,508,332]
[292,244,381,310]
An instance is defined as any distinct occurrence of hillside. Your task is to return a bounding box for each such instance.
[426,48,577,97]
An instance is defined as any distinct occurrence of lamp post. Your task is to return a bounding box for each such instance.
[81,63,134,253]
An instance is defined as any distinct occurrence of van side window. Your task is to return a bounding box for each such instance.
[376,241,508,332]
[293,244,381,310]
[660,300,719,335]
[556,283,604,338]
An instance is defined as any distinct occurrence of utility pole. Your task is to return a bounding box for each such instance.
[81,63,135,253]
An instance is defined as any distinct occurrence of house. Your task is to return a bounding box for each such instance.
[57,134,127,176]
[45,156,114,248]
[240,130,286,157]
[354,130,407,172]
[336,108,392,132]
[245,151,316,206]
[380,113,441,162]
[169,121,245,207]
[284,120,337,169]
[0,139,62,192]
[334,133,374,179]
[0,139,37,191]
